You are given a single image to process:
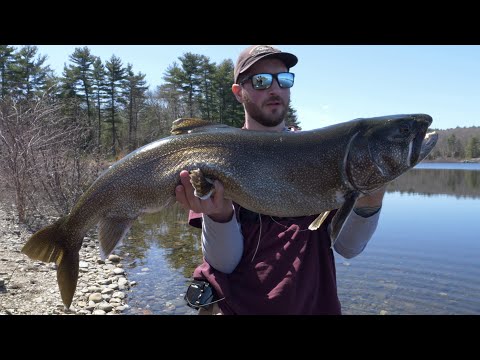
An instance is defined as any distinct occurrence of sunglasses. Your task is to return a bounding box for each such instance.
[239,72,295,90]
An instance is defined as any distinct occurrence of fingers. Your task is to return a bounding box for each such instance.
[212,180,225,209]
[175,170,190,209]
[175,184,189,210]
[179,170,198,206]
[175,170,232,218]
[176,170,212,213]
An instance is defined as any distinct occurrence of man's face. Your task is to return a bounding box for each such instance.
[236,58,290,128]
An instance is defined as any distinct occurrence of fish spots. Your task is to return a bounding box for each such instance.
[335,191,345,203]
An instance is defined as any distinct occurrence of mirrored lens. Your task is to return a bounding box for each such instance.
[251,74,273,89]
[241,72,295,90]
[277,72,294,88]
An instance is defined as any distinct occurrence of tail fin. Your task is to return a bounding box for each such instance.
[21,218,80,309]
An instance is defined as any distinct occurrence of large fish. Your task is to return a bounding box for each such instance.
[21,114,438,308]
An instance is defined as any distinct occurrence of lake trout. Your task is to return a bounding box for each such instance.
[21,113,438,308]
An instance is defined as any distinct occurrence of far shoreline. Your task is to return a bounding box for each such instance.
[422,158,480,164]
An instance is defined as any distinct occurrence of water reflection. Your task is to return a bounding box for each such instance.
[117,206,202,314]
[122,206,203,279]
[388,168,480,198]
[337,192,480,315]
[118,163,480,315]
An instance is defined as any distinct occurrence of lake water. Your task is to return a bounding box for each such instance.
[118,163,480,315]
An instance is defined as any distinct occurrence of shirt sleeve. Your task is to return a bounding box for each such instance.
[333,209,381,259]
[201,207,244,274]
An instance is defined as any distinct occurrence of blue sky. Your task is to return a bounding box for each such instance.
[33,45,480,131]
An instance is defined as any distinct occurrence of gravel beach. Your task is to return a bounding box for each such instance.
[0,203,135,315]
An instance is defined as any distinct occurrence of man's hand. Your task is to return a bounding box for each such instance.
[353,185,386,217]
[355,185,386,208]
[175,170,234,223]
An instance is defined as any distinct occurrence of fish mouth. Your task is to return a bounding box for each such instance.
[408,114,436,166]
[410,130,438,166]
[417,131,438,163]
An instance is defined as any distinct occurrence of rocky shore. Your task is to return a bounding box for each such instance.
[0,203,135,315]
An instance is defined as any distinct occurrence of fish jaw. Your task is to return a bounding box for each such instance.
[418,131,438,163]
[346,114,437,192]
[408,114,434,166]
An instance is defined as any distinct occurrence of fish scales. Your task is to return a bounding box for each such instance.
[21,114,438,308]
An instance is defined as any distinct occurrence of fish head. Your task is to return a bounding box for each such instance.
[347,114,438,192]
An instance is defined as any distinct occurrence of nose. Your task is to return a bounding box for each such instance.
[268,77,284,94]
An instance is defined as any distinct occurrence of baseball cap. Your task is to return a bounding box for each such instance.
[234,45,298,84]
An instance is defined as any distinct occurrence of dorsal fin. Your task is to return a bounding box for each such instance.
[170,118,231,135]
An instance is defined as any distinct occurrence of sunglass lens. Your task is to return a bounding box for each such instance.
[252,74,273,89]
[278,73,294,88]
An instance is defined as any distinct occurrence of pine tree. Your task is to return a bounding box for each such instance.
[178,52,203,118]
[124,64,148,151]
[68,46,96,140]
[466,136,480,158]
[162,62,185,119]
[197,55,216,121]
[104,55,126,156]
[0,45,17,99]
[91,57,108,146]
[9,45,53,100]
[285,105,301,130]
[213,59,244,127]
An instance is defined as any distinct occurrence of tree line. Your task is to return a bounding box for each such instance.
[1,45,300,157]
[0,45,300,223]
[427,127,480,160]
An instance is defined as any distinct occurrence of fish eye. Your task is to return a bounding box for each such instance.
[399,124,411,135]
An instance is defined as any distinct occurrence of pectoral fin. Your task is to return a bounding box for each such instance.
[189,168,216,200]
[329,191,360,247]
[308,211,331,230]
[98,218,134,259]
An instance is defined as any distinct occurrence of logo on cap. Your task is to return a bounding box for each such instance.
[249,45,278,56]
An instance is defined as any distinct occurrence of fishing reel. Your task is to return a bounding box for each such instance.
[184,280,217,310]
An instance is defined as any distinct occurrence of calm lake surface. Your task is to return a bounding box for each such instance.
[118,163,480,315]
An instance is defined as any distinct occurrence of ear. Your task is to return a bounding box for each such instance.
[232,83,243,103]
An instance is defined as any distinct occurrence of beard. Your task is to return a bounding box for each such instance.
[242,94,289,127]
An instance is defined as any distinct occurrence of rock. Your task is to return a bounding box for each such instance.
[108,255,121,263]
[112,291,125,299]
[113,268,125,275]
[0,204,132,315]
[98,302,113,312]
[88,293,103,303]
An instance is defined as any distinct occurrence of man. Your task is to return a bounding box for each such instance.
[175,45,385,315]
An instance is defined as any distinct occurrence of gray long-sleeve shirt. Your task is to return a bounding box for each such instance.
[201,206,381,274]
